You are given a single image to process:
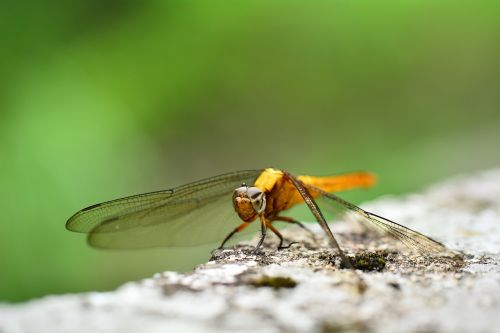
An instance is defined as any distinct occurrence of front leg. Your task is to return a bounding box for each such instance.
[252,215,267,254]
[218,222,250,249]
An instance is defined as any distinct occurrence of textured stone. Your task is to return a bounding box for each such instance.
[1,169,500,333]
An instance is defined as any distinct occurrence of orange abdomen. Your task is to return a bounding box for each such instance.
[297,171,376,193]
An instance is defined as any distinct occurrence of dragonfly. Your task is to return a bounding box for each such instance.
[66,168,446,268]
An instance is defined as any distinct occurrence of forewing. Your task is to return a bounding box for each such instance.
[66,170,263,249]
[309,186,446,254]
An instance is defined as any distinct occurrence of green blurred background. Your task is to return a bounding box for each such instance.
[1,1,499,302]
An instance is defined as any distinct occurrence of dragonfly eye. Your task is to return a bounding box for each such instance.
[247,187,266,214]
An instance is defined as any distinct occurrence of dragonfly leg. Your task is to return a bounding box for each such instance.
[252,216,268,254]
[272,216,315,238]
[266,221,298,250]
[218,222,250,249]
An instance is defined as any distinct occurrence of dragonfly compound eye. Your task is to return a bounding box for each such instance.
[247,187,266,214]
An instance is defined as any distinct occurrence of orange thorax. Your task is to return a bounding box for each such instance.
[253,168,376,217]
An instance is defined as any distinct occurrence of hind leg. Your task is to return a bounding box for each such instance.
[218,222,250,249]
[272,216,315,238]
[266,220,299,250]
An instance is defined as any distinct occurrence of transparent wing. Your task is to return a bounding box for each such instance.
[309,185,446,254]
[66,169,263,249]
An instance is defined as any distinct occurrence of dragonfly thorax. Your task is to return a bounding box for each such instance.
[232,184,267,222]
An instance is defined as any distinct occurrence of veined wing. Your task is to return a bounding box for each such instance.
[308,185,446,254]
[66,169,263,249]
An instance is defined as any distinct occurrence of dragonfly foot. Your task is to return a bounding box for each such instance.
[278,241,299,250]
[251,243,266,255]
[209,247,225,261]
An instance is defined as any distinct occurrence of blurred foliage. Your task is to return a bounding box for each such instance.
[1,0,499,302]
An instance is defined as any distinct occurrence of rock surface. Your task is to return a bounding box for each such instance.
[2,169,500,333]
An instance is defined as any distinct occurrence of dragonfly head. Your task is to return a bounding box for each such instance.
[232,183,267,222]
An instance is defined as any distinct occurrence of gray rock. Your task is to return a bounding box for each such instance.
[2,169,500,333]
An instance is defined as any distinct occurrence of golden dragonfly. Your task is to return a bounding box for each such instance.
[66,168,446,268]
